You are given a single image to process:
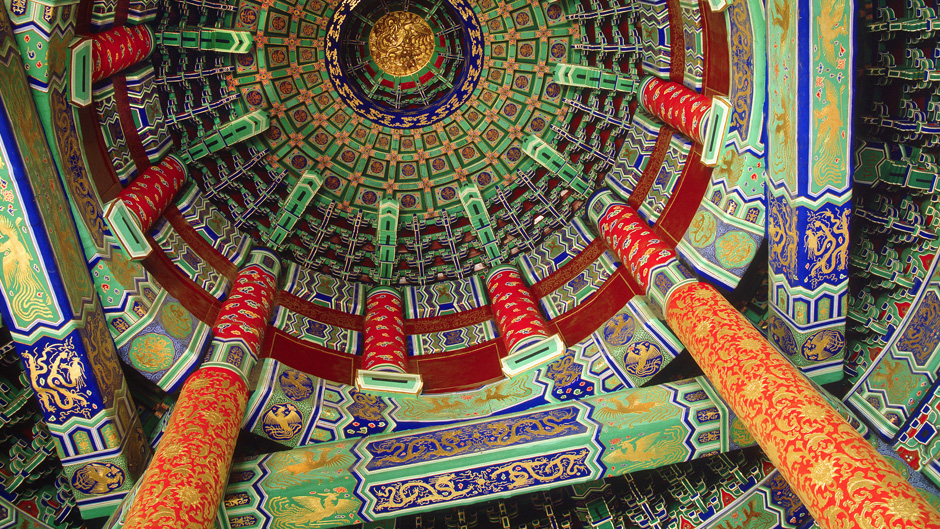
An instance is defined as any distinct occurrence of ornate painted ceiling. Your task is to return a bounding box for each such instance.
[188,0,632,284]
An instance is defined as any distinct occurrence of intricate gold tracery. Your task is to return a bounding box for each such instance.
[369,11,435,76]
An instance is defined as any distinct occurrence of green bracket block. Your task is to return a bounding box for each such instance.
[356,370,423,396]
[554,63,635,95]
[585,499,616,529]
[376,197,400,282]
[184,110,269,162]
[458,183,500,263]
[266,171,323,250]
[200,28,253,54]
[700,96,731,167]
[69,38,92,107]
[159,31,182,47]
[501,335,566,377]
[104,200,152,259]
[522,136,591,197]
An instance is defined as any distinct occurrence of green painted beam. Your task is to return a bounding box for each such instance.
[376,198,399,284]
[223,377,729,527]
[458,183,500,263]
[179,110,269,163]
[523,136,591,197]
[266,171,324,251]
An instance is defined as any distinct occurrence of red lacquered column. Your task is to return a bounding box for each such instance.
[362,287,408,373]
[638,76,711,144]
[588,191,940,529]
[486,265,550,354]
[91,25,155,83]
[122,251,279,529]
[117,155,187,233]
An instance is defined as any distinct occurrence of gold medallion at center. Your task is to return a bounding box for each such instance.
[370,12,435,77]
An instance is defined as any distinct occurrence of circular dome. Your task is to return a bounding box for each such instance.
[325,0,484,127]
[369,12,435,77]
[217,0,606,284]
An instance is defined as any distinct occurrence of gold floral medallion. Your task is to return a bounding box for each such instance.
[370,11,435,76]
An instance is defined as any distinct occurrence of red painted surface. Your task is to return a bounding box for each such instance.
[640,77,712,145]
[119,155,187,232]
[362,288,408,372]
[90,25,154,83]
[596,203,677,290]
[123,366,247,529]
[486,266,550,353]
[214,263,278,355]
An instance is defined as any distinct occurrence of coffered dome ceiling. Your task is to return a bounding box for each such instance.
[194,0,628,284]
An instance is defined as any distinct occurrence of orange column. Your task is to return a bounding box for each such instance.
[588,191,940,528]
[122,250,279,529]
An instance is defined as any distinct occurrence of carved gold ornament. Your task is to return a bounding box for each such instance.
[370,11,435,76]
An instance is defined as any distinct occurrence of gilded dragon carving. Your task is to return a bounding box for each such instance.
[21,337,94,420]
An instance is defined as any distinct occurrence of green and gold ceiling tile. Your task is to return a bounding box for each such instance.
[243,85,266,108]
[542,79,563,100]
[487,17,503,32]
[528,112,550,134]
[513,71,534,94]
[547,38,567,62]
[330,109,350,128]
[428,156,452,175]
[285,106,308,128]
[503,144,524,167]
[274,77,296,99]
[398,163,418,180]
[335,147,359,169]
[512,7,535,28]
[463,108,482,126]
[422,131,440,148]
[306,128,329,151]
[544,2,563,23]
[443,123,462,140]
[321,172,344,194]
[458,144,482,165]
[312,91,333,110]
[399,136,416,152]
[488,67,504,84]
[356,189,381,207]
[237,6,261,30]
[500,99,522,119]
[473,170,494,189]
[397,193,422,211]
[266,45,288,67]
[366,158,387,177]
[482,125,505,146]
[480,89,498,105]
[375,133,392,150]
[435,184,461,205]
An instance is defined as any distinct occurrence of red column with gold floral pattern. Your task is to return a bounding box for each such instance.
[90,25,155,83]
[667,282,940,528]
[362,287,408,373]
[638,76,711,144]
[122,253,279,529]
[588,192,940,528]
[486,265,550,354]
[116,155,187,233]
